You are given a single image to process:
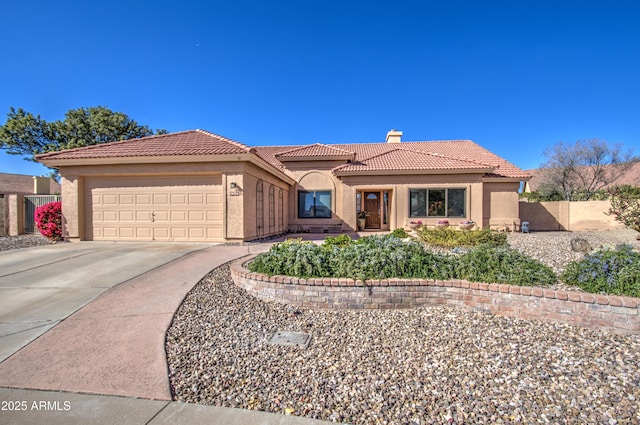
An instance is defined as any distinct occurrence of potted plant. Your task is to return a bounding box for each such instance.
[407,220,423,230]
[436,219,450,228]
[357,211,369,231]
[458,220,475,230]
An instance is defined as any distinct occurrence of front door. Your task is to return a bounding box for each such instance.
[364,192,380,229]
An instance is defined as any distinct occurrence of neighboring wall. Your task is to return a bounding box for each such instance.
[0,195,5,236]
[519,200,625,231]
[0,173,60,195]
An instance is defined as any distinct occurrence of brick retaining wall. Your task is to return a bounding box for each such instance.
[230,256,639,336]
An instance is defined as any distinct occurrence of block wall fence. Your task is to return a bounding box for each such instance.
[230,256,639,337]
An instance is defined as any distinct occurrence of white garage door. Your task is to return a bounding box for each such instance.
[85,175,223,241]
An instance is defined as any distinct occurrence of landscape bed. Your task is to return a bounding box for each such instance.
[166,263,640,425]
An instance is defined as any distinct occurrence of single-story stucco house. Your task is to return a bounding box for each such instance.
[36,129,530,242]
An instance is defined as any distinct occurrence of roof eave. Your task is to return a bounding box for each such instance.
[334,168,494,176]
[483,176,531,182]
[276,154,355,162]
[37,153,258,167]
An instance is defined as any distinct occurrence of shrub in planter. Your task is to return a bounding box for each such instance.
[561,245,640,297]
[322,234,353,248]
[248,238,332,278]
[34,201,63,241]
[419,227,507,248]
[390,228,408,238]
[455,244,557,286]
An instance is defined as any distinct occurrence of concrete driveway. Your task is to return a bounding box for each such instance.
[0,242,214,362]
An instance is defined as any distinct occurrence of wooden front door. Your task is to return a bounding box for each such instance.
[364,192,380,229]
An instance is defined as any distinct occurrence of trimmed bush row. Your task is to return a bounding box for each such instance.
[249,235,557,287]
[250,234,640,297]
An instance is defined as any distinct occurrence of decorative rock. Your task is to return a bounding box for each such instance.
[166,259,640,425]
[570,237,592,253]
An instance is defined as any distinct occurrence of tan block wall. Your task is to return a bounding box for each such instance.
[8,194,24,236]
[569,200,624,231]
[0,173,60,195]
[0,195,6,236]
[519,200,625,231]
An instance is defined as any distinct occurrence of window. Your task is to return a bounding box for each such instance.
[298,190,331,218]
[256,180,264,236]
[268,186,275,234]
[278,188,284,232]
[409,188,466,218]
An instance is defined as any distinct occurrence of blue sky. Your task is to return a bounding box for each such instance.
[1,0,639,176]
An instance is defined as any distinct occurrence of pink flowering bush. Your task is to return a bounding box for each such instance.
[34,201,63,241]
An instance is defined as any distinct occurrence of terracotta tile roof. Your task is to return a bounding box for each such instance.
[275,143,354,159]
[332,148,494,174]
[35,129,530,180]
[35,129,253,160]
[254,140,530,179]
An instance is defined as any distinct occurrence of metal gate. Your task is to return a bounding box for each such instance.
[24,195,61,234]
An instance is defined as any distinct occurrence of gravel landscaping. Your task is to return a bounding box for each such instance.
[166,230,640,425]
[0,234,56,251]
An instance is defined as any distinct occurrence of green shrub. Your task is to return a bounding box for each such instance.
[561,245,640,297]
[322,234,353,248]
[455,244,557,286]
[390,228,409,238]
[248,239,332,278]
[331,235,454,281]
[249,235,454,281]
[419,227,507,248]
[249,235,557,287]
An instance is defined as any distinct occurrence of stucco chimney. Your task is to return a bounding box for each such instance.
[386,129,403,143]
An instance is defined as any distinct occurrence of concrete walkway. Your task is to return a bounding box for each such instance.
[0,240,334,425]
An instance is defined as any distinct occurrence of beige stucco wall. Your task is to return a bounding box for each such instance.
[54,159,523,241]
[241,164,290,241]
[57,161,290,242]
[519,200,625,231]
[285,171,489,231]
[483,182,522,231]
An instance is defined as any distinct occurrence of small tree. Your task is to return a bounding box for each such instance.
[538,139,636,201]
[0,106,167,162]
[607,186,640,233]
[34,201,63,241]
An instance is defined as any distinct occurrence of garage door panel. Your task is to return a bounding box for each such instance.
[207,211,223,221]
[103,194,118,205]
[153,194,169,205]
[170,194,187,204]
[86,175,223,241]
[136,211,151,221]
[136,194,151,204]
[134,227,152,238]
[208,193,222,203]
[101,211,117,221]
[119,194,134,204]
[119,211,134,221]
